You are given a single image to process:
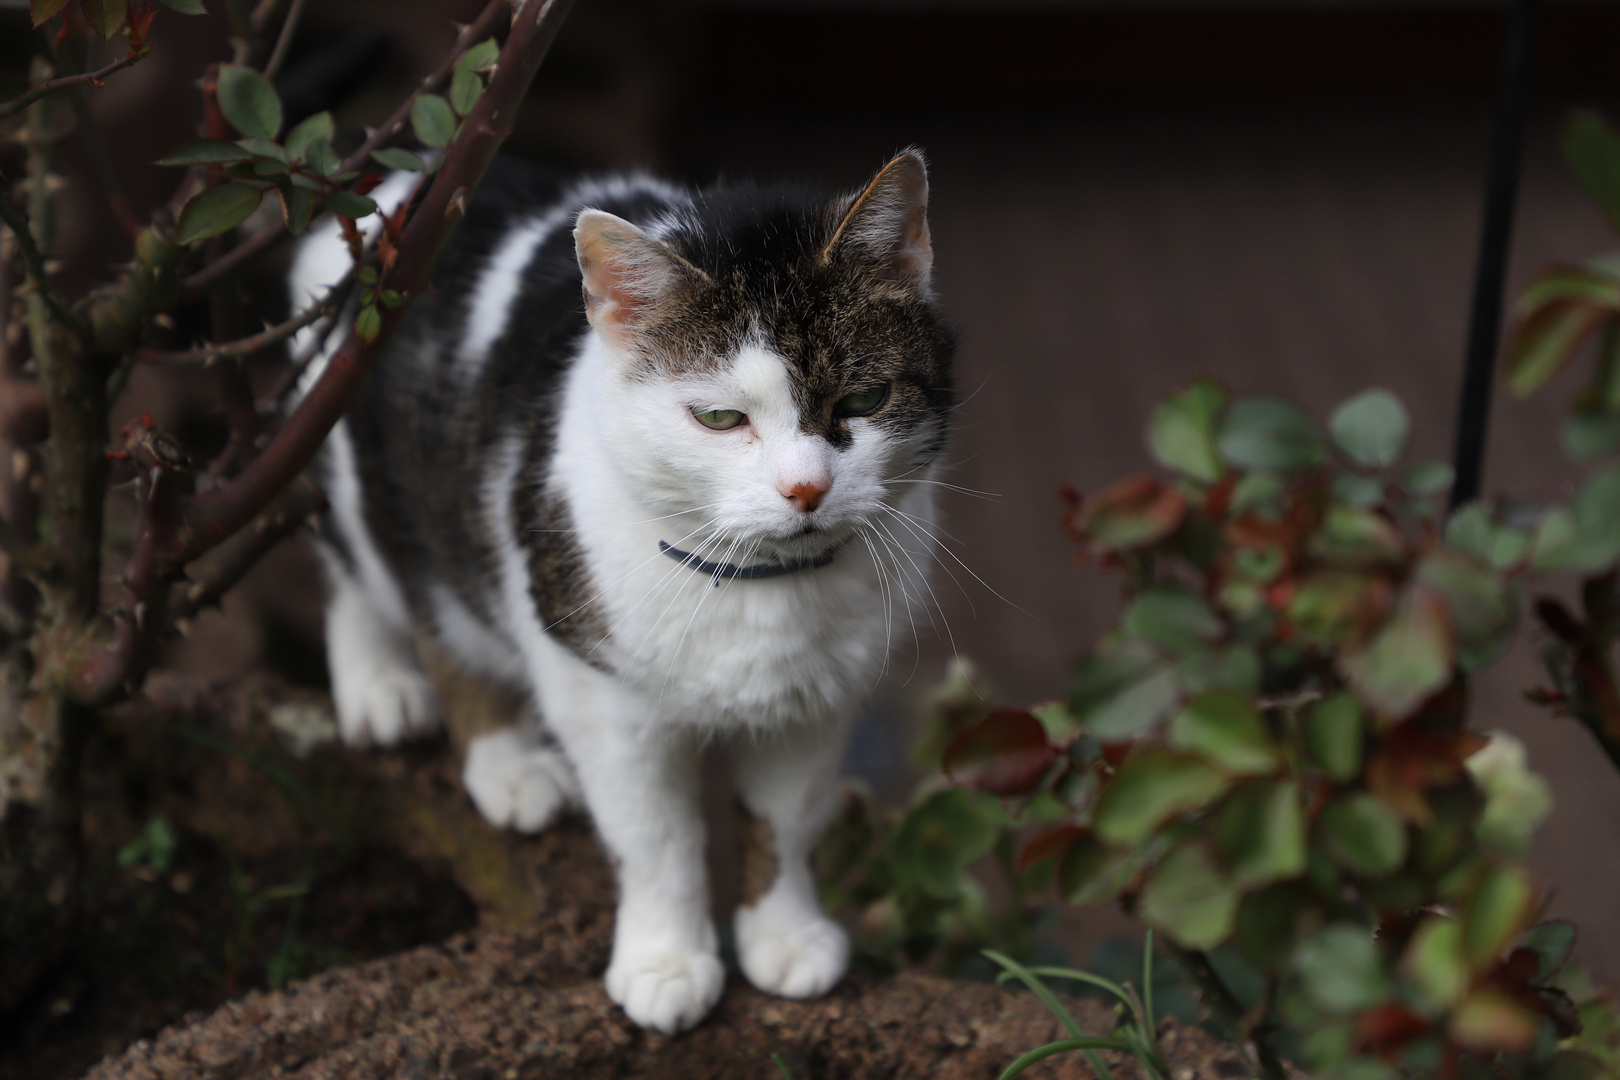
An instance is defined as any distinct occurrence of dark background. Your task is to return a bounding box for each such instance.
[13,0,1620,982]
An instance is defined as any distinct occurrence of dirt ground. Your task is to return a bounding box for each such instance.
[2,673,1263,1080]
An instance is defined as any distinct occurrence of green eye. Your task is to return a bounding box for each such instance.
[693,407,746,430]
[835,384,889,417]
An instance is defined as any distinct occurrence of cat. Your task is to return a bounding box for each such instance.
[287,149,955,1033]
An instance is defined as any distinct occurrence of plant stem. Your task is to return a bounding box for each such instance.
[0,53,139,120]
[1165,945,1286,1080]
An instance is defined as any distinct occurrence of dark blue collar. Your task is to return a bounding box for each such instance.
[658,540,838,584]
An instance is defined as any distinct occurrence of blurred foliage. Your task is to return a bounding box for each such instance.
[889,109,1620,1080]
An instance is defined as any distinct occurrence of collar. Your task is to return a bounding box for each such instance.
[658,539,840,585]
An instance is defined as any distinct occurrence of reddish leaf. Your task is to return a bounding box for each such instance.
[1356,1003,1432,1056]
[1365,720,1489,825]
[943,707,1057,796]
[1017,824,1086,873]
[1084,475,1187,553]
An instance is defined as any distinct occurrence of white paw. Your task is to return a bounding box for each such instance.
[605,947,725,1034]
[463,729,580,833]
[332,665,439,747]
[735,903,849,1000]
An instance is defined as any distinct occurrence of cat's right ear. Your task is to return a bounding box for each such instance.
[574,210,704,350]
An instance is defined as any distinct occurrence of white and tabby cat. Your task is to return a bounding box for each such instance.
[288,150,955,1033]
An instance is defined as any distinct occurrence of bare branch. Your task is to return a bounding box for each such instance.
[171,475,325,623]
[0,54,139,121]
[133,274,353,366]
[73,0,579,706]
[262,0,309,80]
[177,0,511,300]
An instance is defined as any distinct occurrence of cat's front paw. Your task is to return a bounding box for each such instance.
[735,902,849,1000]
[462,729,580,833]
[604,948,725,1034]
[332,666,439,747]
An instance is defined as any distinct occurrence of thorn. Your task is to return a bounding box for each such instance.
[12,450,28,481]
[133,601,145,628]
[153,313,176,329]
[174,618,191,637]
[187,582,205,602]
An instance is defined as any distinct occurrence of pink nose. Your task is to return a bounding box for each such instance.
[785,481,829,513]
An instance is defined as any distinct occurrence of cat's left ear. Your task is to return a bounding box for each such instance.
[822,150,933,291]
[575,209,706,348]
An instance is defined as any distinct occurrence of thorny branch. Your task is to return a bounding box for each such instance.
[178,0,512,301]
[0,54,139,121]
[73,0,580,705]
[0,190,86,339]
[135,274,354,367]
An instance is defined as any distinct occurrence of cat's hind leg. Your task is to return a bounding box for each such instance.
[730,717,851,1000]
[320,548,440,747]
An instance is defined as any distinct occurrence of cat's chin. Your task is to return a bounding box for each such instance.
[757,524,850,564]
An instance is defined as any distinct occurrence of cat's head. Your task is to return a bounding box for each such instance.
[573,151,956,563]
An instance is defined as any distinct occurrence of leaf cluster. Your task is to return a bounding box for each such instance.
[933,378,1618,1078]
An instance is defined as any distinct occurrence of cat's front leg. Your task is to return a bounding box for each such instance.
[730,717,851,1000]
[547,695,722,1034]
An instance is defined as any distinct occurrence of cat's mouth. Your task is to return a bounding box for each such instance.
[757,522,850,563]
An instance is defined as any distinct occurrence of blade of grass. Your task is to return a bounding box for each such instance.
[176,725,347,848]
[999,1037,1138,1080]
[771,1052,795,1080]
[984,950,1117,1080]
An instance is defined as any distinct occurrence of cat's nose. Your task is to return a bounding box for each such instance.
[784,481,830,513]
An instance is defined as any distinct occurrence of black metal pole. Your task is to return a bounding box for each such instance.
[1450,0,1543,509]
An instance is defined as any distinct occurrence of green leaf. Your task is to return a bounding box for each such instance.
[1217,778,1306,887]
[1302,692,1364,782]
[1329,388,1410,468]
[1405,461,1455,496]
[372,147,425,172]
[1057,836,1146,907]
[1519,920,1576,984]
[1416,549,1517,671]
[456,37,501,74]
[1237,884,1321,971]
[1071,644,1180,741]
[1563,412,1620,461]
[236,136,286,162]
[891,789,1001,900]
[326,191,378,220]
[1317,792,1407,878]
[1339,584,1453,720]
[176,183,263,244]
[1515,263,1620,316]
[1532,467,1620,572]
[1462,864,1534,969]
[355,305,383,343]
[1149,378,1227,483]
[1288,570,1393,647]
[1139,839,1241,950]
[284,111,335,163]
[1216,397,1328,473]
[378,289,404,310]
[942,707,1056,796]
[217,64,283,140]
[278,185,318,235]
[1307,504,1405,565]
[1093,750,1231,846]
[157,139,254,166]
[30,0,70,27]
[1404,916,1469,1010]
[1177,644,1261,695]
[1294,923,1393,1014]
[1446,502,1530,570]
[1084,475,1187,552]
[411,93,458,148]
[1564,110,1620,234]
[1333,472,1386,508]
[1450,986,1540,1053]
[1170,691,1279,775]
[450,66,483,118]
[305,139,341,178]
[1508,300,1609,398]
[115,816,178,873]
[159,0,207,13]
[80,0,126,39]
[1124,588,1223,655]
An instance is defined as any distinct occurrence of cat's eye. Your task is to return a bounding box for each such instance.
[693,407,746,430]
[834,384,889,418]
